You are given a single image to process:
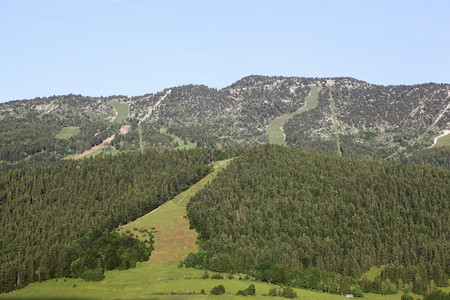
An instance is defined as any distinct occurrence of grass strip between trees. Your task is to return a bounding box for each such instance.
[267,86,319,146]
[110,100,129,123]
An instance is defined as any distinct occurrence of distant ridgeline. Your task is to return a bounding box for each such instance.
[186,145,449,295]
[1,76,449,168]
[0,149,215,293]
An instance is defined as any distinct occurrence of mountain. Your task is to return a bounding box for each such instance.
[1,76,449,298]
[1,76,449,168]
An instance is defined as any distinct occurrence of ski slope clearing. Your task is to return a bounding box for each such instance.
[267,86,319,145]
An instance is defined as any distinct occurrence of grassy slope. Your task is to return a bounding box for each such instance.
[110,100,129,123]
[55,126,80,139]
[1,158,423,300]
[435,132,450,147]
[267,86,319,145]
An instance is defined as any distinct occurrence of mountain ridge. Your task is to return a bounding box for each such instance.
[0,75,449,166]
[4,75,449,105]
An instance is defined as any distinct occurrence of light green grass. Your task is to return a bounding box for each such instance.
[160,128,197,149]
[361,266,385,281]
[434,131,450,147]
[267,86,319,145]
[110,100,129,123]
[55,126,80,140]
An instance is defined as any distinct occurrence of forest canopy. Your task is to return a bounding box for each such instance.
[0,149,215,293]
[187,145,449,293]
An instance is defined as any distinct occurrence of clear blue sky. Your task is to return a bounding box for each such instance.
[1,0,449,102]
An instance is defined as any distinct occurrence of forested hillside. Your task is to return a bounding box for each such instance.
[400,146,450,168]
[0,149,214,293]
[285,79,450,159]
[0,101,120,170]
[186,145,449,295]
[1,76,448,167]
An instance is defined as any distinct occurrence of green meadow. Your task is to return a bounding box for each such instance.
[110,100,129,123]
[434,132,450,147]
[55,126,80,139]
[360,266,385,281]
[267,86,319,145]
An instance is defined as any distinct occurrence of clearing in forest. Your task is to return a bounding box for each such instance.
[266,86,319,145]
[110,100,129,123]
[361,266,385,281]
[431,130,450,147]
[55,126,80,140]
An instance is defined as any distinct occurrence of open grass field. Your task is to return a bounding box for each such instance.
[267,86,319,145]
[434,130,450,147]
[160,128,196,149]
[360,266,385,281]
[55,126,80,139]
[0,158,425,300]
[110,100,129,123]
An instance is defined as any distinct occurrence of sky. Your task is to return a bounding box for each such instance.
[1,0,449,102]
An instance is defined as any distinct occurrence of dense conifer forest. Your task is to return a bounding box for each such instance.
[186,145,449,295]
[400,146,450,169]
[0,149,214,293]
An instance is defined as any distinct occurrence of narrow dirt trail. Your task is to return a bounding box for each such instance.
[433,91,450,125]
[71,125,131,160]
[139,89,171,124]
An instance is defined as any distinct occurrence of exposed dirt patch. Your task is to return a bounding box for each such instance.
[119,124,131,135]
[72,125,130,160]
[71,135,115,160]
